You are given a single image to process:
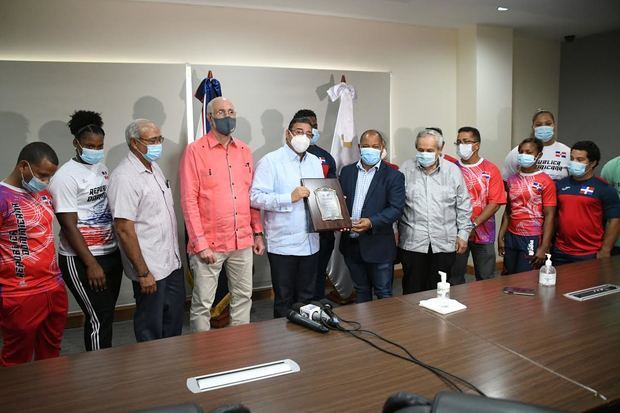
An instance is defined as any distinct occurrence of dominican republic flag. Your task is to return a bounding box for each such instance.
[580,186,595,195]
[555,151,567,158]
[194,75,222,137]
[532,181,543,191]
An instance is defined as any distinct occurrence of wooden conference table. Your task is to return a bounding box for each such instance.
[397,257,620,406]
[1,258,619,412]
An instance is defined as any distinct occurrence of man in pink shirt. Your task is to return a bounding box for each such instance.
[180,97,265,332]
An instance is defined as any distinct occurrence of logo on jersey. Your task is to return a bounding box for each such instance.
[579,186,594,196]
[481,171,491,180]
[561,186,571,191]
[101,170,109,180]
[39,194,53,208]
[555,151,567,159]
[531,181,543,192]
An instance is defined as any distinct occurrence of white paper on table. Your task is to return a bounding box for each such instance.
[419,297,467,315]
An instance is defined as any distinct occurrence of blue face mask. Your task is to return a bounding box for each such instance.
[360,147,381,166]
[568,160,587,177]
[517,153,537,168]
[416,151,437,167]
[78,143,105,165]
[534,126,554,142]
[21,162,48,193]
[142,143,163,162]
[310,128,320,145]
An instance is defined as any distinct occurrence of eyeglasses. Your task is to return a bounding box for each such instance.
[290,129,313,139]
[212,109,236,118]
[139,136,165,145]
[454,140,477,145]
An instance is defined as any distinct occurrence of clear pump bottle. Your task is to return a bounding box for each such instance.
[437,271,450,302]
[539,253,556,286]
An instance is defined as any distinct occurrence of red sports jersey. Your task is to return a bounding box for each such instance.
[457,158,507,244]
[507,171,556,236]
[0,182,63,297]
[555,176,620,255]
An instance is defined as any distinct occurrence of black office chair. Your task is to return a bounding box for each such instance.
[132,403,250,413]
[209,404,251,413]
[383,391,567,413]
[132,403,204,413]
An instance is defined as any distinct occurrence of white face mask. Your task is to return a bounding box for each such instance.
[457,143,474,161]
[290,134,310,154]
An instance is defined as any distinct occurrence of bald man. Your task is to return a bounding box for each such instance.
[180,97,264,332]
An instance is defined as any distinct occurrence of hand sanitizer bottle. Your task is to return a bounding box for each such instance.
[437,271,450,302]
[539,253,556,286]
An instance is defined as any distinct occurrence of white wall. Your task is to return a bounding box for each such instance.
[0,0,457,165]
[2,0,561,162]
[512,32,561,146]
[475,25,514,165]
[456,26,477,128]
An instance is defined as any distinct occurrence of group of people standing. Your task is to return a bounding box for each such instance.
[1,99,618,367]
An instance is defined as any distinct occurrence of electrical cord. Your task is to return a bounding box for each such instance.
[323,306,487,397]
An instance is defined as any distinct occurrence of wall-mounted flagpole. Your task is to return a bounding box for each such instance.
[185,63,195,144]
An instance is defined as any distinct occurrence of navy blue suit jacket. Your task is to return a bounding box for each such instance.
[339,161,405,263]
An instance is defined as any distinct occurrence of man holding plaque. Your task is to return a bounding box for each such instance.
[292,109,337,300]
[250,116,324,318]
[339,130,405,303]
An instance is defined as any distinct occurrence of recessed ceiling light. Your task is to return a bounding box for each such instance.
[497,6,509,11]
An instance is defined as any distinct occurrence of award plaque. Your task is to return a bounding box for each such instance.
[301,178,352,232]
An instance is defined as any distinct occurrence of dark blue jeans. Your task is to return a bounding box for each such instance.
[343,240,393,303]
[132,268,186,342]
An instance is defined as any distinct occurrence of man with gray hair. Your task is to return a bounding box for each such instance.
[399,128,473,293]
[107,119,185,342]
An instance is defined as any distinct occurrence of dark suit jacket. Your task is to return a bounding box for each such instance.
[339,161,405,263]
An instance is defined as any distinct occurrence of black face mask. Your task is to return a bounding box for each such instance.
[213,117,236,136]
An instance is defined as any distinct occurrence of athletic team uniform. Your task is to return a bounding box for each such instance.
[452,158,507,282]
[553,176,620,265]
[504,171,557,274]
[49,159,122,351]
[0,182,68,366]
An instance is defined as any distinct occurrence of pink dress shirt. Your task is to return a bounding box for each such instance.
[180,131,262,254]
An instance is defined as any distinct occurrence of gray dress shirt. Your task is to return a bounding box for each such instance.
[399,157,473,253]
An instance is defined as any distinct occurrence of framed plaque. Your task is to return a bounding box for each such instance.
[301,178,352,232]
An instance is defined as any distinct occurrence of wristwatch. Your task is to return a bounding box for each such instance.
[253,232,264,238]
[138,270,150,278]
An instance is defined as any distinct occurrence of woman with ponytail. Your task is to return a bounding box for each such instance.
[48,110,122,351]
